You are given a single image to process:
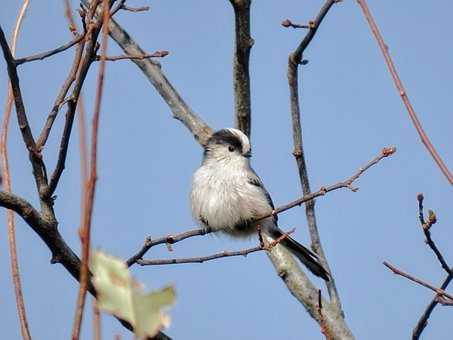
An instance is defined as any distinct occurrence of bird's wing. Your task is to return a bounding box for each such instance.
[247,168,278,223]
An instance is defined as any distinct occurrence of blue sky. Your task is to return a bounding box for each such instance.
[1,1,452,339]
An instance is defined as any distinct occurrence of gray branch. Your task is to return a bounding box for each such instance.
[107,17,213,146]
[264,234,354,339]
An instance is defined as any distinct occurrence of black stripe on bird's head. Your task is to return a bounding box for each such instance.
[204,128,252,158]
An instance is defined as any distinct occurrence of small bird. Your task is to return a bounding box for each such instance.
[191,128,329,281]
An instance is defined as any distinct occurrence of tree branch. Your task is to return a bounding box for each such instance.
[127,147,394,266]
[384,261,453,301]
[412,271,453,340]
[264,233,354,339]
[15,34,85,66]
[356,0,453,185]
[287,0,341,314]
[36,38,85,149]
[229,0,253,137]
[0,24,48,193]
[138,229,294,266]
[1,2,32,338]
[417,194,450,274]
[106,16,213,146]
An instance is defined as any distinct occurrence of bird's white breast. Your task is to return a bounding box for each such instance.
[191,159,272,236]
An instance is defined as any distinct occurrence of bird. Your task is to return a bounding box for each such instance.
[190,128,329,281]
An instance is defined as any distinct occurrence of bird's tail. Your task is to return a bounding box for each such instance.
[270,228,330,281]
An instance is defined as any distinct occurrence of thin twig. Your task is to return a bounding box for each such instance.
[127,227,212,266]
[281,19,310,29]
[1,2,32,339]
[122,5,150,13]
[63,0,89,195]
[384,261,453,301]
[128,147,394,266]
[138,229,295,266]
[417,194,450,274]
[288,0,340,314]
[71,0,109,339]
[36,40,85,149]
[95,50,169,61]
[15,34,85,65]
[356,0,453,185]
[229,0,253,137]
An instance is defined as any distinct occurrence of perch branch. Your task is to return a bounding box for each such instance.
[229,0,253,137]
[128,147,394,266]
[138,229,294,266]
[356,0,453,185]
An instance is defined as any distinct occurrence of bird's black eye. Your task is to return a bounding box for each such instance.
[228,146,235,152]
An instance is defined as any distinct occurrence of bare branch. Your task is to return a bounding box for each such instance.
[128,147,394,266]
[412,272,453,339]
[36,39,85,149]
[229,0,253,137]
[264,233,354,339]
[95,50,169,61]
[1,2,32,337]
[127,227,212,267]
[384,261,453,301]
[287,0,341,313]
[138,229,295,266]
[281,19,311,30]
[417,194,450,274]
[139,245,264,266]
[122,5,150,13]
[106,17,213,146]
[15,34,84,66]
[356,0,453,185]
[72,0,109,337]
[0,24,48,193]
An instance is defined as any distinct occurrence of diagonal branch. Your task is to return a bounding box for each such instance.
[15,34,85,66]
[229,0,253,137]
[106,17,213,146]
[264,233,354,339]
[36,39,85,149]
[287,0,342,314]
[356,0,453,185]
[384,261,453,301]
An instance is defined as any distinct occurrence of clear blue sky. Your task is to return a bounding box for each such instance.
[1,1,452,339]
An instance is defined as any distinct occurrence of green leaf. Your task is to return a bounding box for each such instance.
[90,251,175,339]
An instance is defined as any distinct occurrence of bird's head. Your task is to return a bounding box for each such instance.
[203,128,251,163]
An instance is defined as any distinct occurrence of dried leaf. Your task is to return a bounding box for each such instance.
[91,251,175,339]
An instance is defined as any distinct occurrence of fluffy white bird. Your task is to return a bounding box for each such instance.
[191,128,329,281]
